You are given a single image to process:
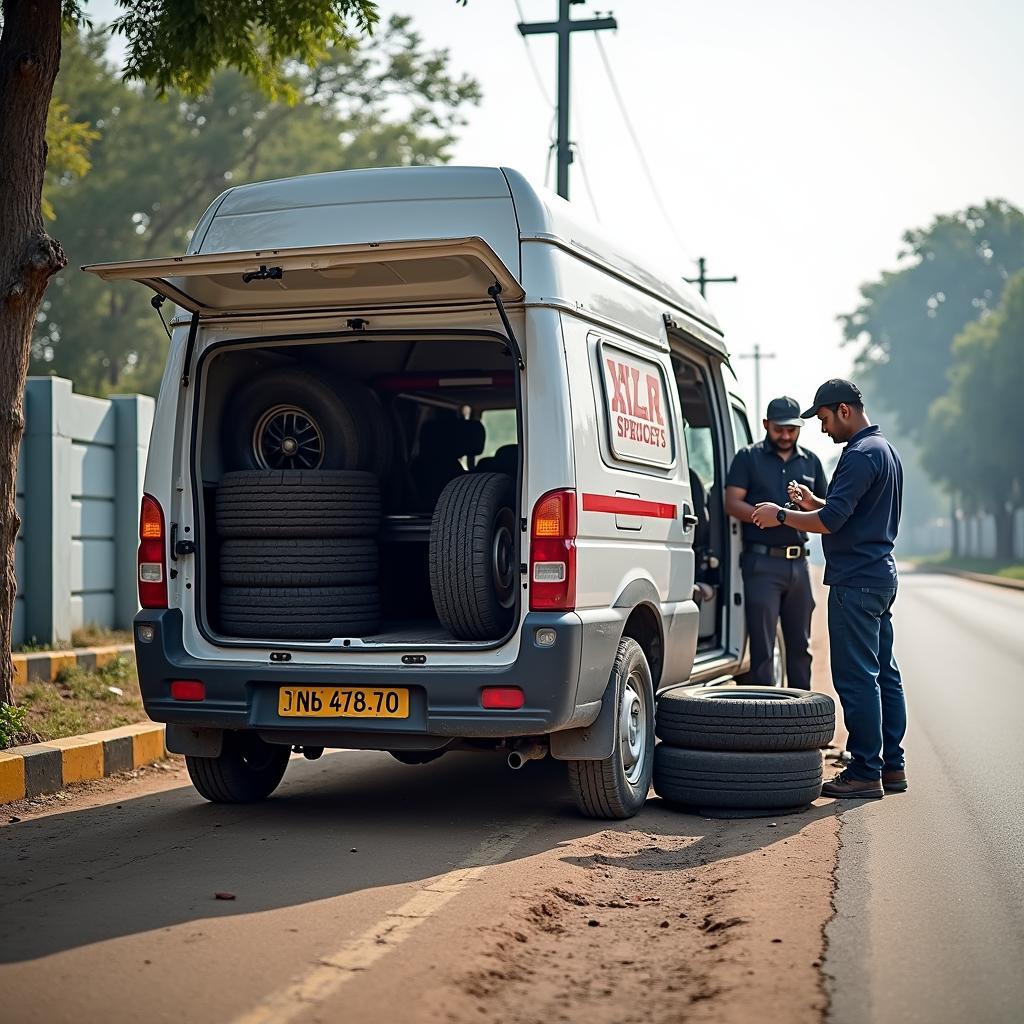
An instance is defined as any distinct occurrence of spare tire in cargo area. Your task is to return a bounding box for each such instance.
[215,470,381,538]
[220,585,381,640]
[219,537,378,587]
[222,367,391,474]
[429,473,516,641]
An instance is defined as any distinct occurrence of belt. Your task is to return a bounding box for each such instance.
[745,543,808,560]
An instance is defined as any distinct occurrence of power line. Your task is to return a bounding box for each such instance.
[518,1,617,200]
[737,343,777,421]
[593,32,693,260]
[573,143,601,222]
[512,0,555,109]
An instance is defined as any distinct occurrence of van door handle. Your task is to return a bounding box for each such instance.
[682,503,699,531]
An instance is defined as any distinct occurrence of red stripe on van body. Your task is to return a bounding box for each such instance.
[581,493,677,519]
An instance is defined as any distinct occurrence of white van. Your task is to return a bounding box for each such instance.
[85,166,757,819]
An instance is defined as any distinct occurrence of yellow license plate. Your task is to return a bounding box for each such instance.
[278,686,409,719]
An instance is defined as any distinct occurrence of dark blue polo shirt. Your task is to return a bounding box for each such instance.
[819,425,903,587]
[726,439,828,548]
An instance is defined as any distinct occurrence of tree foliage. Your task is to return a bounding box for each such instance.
[840,201,1024,442]
[31,18,480,395]
[42,97,99,221]
[922,270,1024,557]
[111,0,378,98]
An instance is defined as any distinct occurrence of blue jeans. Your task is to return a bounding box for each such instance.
[827,585,906,781]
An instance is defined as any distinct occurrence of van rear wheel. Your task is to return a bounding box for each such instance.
[185,732,290,803]
[567,638,654,820]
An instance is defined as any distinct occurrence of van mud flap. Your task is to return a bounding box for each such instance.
[549,674,616,761]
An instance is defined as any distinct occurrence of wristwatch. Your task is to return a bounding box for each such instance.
[776,508,788,525]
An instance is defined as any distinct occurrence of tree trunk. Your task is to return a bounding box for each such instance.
[994,505,1015,563]
[0,0,65,706]
[950,492,960,558]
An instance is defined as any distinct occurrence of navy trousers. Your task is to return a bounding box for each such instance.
[827,584,906,781]
[741,552,815,688]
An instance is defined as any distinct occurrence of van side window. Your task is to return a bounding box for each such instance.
[596,340,675,468]
[731,405,753,447]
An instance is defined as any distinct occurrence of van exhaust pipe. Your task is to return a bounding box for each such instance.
[507,740,547,770]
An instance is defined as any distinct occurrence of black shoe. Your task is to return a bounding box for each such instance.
[822,769,884,800]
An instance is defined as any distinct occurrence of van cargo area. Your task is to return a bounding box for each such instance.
[193,332,522,648]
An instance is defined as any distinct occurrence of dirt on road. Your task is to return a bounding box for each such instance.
[418,805,839,1024]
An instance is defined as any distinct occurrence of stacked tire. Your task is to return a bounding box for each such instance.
[652,687,835,814]
[215,469,382,640]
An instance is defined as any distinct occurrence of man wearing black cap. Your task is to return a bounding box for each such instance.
[725,396,828,689]
[750,380,905,800]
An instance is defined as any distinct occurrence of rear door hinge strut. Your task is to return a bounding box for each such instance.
[488,283,525,370]
[180,310,200,387]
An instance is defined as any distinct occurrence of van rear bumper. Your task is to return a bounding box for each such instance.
[134,609,593,742]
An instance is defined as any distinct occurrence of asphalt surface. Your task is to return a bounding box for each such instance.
[825,571,1024,1024]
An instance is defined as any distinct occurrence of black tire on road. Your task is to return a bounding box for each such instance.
[653,746,823,811]
[215,470,381,539]
[186,732,290,803]
[429,473,517,641]
[655,686,835,752]
[219,537,378,587]
[567,637,655,820]
[222,367,369,472]
[219,585,381,639]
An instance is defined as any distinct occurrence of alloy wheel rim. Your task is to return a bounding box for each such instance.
[253,404,325,470]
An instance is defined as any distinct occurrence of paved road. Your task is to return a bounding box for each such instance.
[825,571,1024,1024]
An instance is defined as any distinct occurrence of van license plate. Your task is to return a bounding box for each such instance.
[278,686,409,719]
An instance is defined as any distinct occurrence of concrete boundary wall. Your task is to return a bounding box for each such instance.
[16,377,153,648]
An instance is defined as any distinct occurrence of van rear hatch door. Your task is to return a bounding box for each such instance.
[81,237,524,317]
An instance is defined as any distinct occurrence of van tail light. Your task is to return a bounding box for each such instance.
[530,489,577,612]
[138,494,168,609]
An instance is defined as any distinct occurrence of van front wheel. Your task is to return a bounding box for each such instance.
[186,732,290,803]
[567,637,654,820]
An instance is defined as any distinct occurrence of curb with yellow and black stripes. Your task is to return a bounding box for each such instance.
[0,722,167,804]
[4,643,167,804]
[12,643,135,686]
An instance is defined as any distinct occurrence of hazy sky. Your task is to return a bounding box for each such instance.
[87,0,1024,459]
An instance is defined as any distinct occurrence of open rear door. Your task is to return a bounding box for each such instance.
[82,236,524,317]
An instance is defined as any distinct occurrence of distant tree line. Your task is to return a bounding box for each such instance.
[841,201,1024,559]
[31,18,480,396]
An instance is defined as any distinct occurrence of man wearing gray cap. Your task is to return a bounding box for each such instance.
[726,396,828,689]
[751,380,906,800]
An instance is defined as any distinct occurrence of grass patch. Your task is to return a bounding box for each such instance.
[14,625,134,654]
[7,655,146,747]
[916,555,1024,580]
[70,625,134,648]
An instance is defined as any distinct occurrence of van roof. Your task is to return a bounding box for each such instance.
[189,166,722,340]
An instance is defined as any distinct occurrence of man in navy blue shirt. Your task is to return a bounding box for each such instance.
[751,379,905,800]
[726,397,829,689]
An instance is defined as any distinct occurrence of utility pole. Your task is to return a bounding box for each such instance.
[684,256,737,299]
[518,1,617,200]
[738,344,777,420]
